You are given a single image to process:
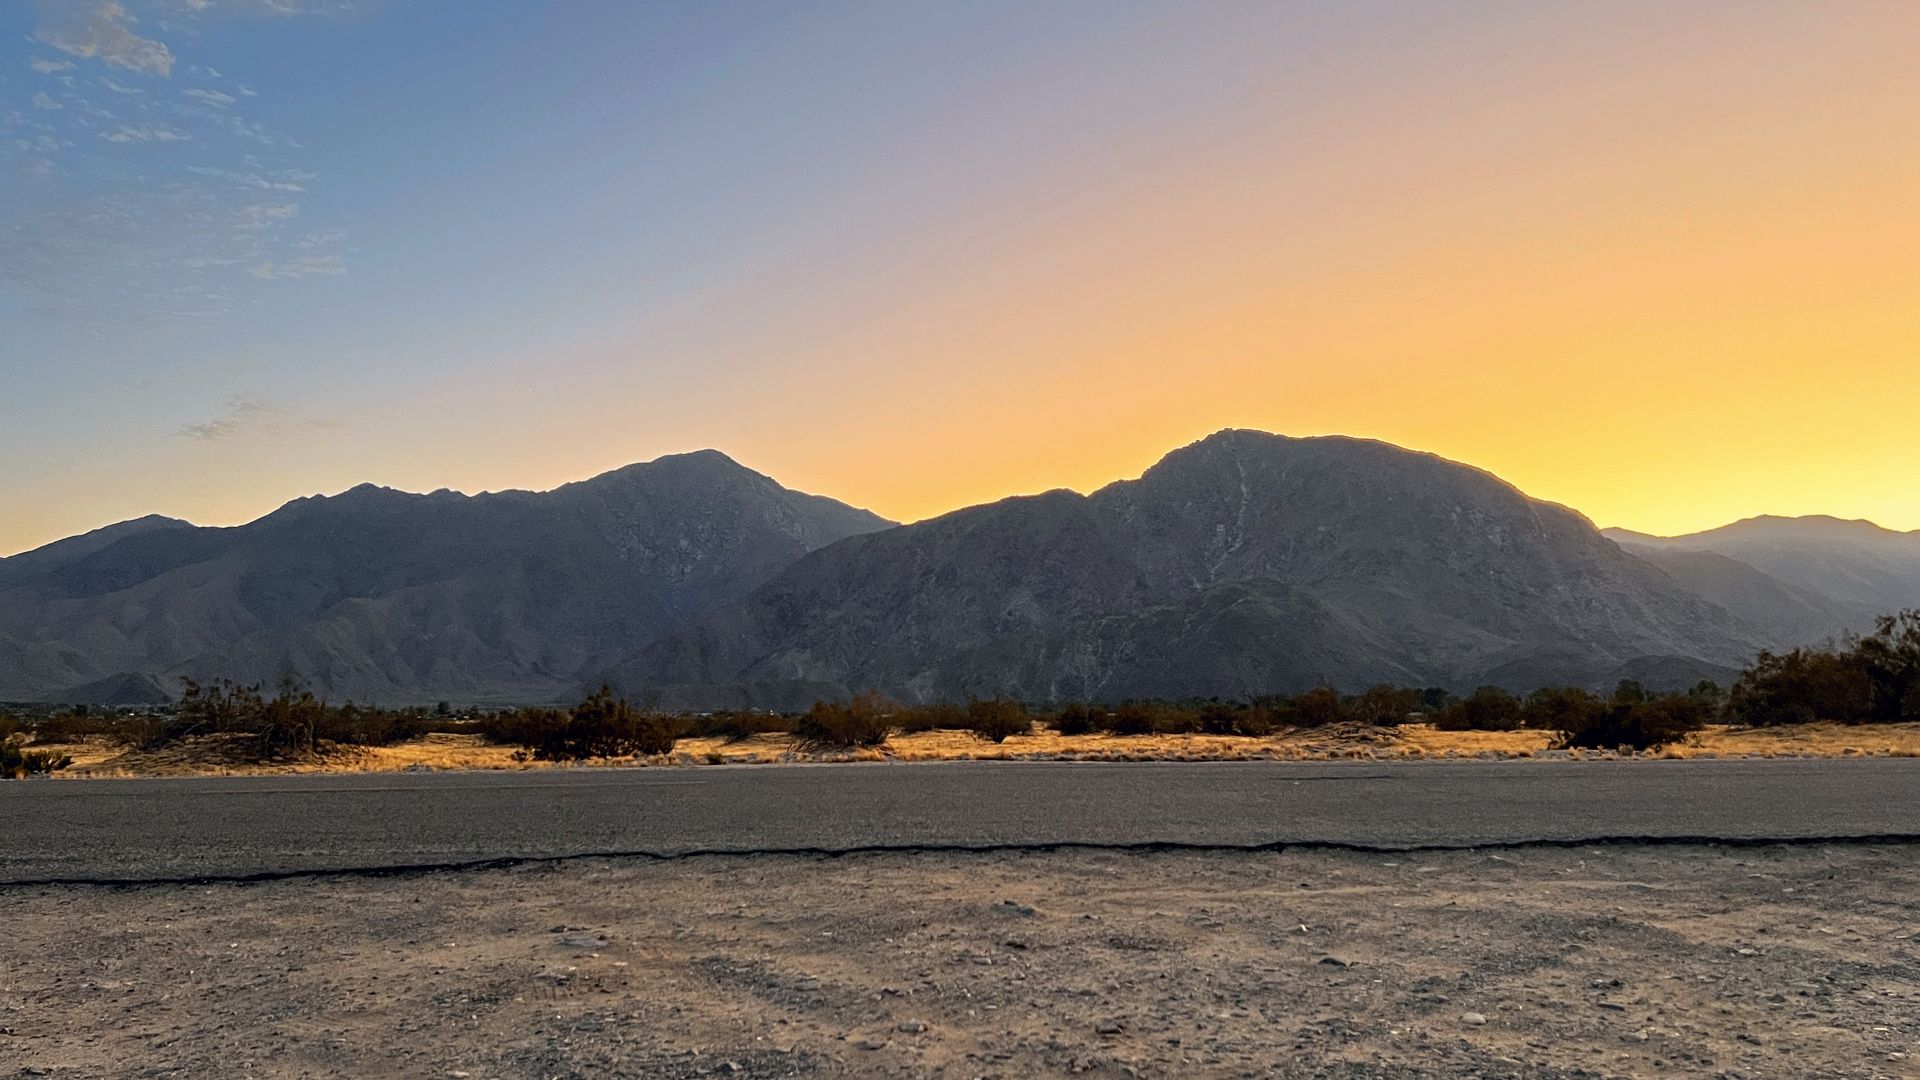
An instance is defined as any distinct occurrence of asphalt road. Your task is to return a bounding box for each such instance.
[3,758,1917,884]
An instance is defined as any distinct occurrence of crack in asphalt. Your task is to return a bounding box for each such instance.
[6,831,1916,891]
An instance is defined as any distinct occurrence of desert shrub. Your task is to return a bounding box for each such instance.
[1196,702,1273,736]
[1558,694,1710,751]
[29,709,115,744]
[256,679,330,753]
[1520,686,1605,732]
[1,737,71,779]
[1051,703,1100,736]
[894,703,968,734]
[1280,686,1348,729]
[1610,679,1653,706]
[1727,647,1874,726]
[1151,704,1201,734]
[1854,609,1920,722]
[519,687,677,760]
[1197,703,1241,735]
[314,704,428,747]
[1686,679,1727,709]
[680,710,794,742]
[1432,686,1523,731]
[153,678,269,748]
[964,697,1031,742]
[793,690,892,749]
[479,707,566,746]
[1346,685,1423,726]
[1233,703,1275,737]
[1103,702,1159,736]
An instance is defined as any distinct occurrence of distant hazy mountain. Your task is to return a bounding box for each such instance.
[0,452,892,704]
[1605,516,1920,645]
[606,431,1762,709]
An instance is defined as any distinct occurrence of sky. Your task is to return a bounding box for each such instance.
[3,0,1917,556]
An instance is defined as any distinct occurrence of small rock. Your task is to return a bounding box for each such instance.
[996,900,1038,917]
[1461,1012,1489,1026]
[793,977,821,991]
[715,1063,742,1076]
[1096,1020,1126,1035]
[855,1038,888,1050]
[1597,1001,1626,1011]
[896,1020,928,1034]
[1316,956,1350,968]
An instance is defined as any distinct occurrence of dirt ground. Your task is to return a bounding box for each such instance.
[2,845,1915,1079]
[35,721,1920,779]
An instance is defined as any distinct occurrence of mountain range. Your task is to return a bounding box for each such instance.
[4,431,1914,707]
[0,451,891,704]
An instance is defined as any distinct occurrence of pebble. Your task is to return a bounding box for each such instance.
[897,1020,928,1034]
[1096,1020,1127,1035]
[1462,1012,1489,1026]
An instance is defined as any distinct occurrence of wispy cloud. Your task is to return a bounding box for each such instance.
[35,1,176,78]
[99,122,190,142]
[182,87,235,107]
[7,0,354,322]
[233,201,299,228]
[177,395,344,440]
[187,163,311,191]
[251,253,346,279]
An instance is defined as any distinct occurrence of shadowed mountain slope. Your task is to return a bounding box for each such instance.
[606,431,1764,708]
[1606,516,1920,644]
[0,452,892,704]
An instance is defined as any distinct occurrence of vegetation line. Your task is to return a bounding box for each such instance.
[4,609,1916,774]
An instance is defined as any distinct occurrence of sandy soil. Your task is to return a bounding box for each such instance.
[2,845,1915,1078]
[32,721,1920,779]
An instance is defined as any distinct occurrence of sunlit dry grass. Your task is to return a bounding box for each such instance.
[37,720,1920,778]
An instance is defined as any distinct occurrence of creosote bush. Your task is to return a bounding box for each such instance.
[678,710,795,742]
[964,697,1031,742]
[1432,686,1524,732]
[509,687,676,761]
[1,737,71,779]
[893,703,967,735]
[793,690,893,749]
[1556,692,1714,752]
[1104,702,1159,736]
[1050,703,1100,736]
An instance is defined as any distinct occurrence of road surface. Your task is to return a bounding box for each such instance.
[3,757,1917,884]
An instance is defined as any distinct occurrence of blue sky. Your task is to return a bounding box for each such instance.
[4,1,1917,554]
[5,0,1267,547]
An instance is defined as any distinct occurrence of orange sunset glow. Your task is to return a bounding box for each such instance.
[5,2,1917,552]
